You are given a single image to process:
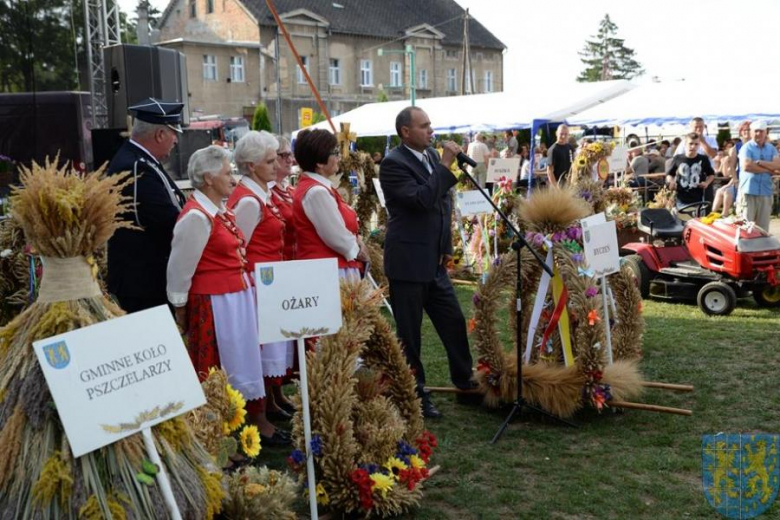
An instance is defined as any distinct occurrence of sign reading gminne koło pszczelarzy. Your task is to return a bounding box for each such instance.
[255,258,342,344]
[456,190,493,216]
[33,306,206,458]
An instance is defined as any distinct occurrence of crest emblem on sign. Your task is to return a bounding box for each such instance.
[702,434,780,519]
[43,341,71,369]
[259,267,274,286]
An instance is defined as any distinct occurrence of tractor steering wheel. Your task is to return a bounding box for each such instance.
[676,201,711,219]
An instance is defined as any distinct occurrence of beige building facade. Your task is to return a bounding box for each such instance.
[157,0,505,134]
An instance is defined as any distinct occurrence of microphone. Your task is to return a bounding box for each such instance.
[456,152,476,168]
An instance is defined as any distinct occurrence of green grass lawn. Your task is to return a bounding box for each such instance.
[261,287,780,519]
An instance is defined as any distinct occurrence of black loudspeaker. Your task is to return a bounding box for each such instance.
[104,44,189,129]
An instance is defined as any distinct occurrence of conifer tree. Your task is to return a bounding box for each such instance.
[577,15,643,82]
[251,103,273,132]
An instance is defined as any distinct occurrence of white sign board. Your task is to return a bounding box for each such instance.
[456,190,493,216]
[255,258,342,344]
[582,220,621,276]
[33,306,206,458]
[372,178,386,208]
[486,157,520,183]
[608,145,628,173]
[580,212,607,229]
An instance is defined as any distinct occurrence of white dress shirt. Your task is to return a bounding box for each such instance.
[232,176,271,240]
[300,172,360,261]
[167,190,225,307]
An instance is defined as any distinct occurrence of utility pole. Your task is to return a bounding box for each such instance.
[84,0,122,129]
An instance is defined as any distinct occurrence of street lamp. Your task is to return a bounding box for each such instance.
[377,44,416,106]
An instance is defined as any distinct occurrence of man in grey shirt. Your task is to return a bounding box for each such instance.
[627,148,649,187]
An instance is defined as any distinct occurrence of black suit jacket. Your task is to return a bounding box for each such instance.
[106,140,185,301]
[380,145,457,283]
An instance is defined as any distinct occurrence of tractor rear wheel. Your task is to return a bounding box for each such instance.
[697,282,737,316]
[624,254,650,299]
[753,284,780,308]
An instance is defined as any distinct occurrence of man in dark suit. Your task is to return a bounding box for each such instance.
[380,106,475,418]
[106,98,186,313]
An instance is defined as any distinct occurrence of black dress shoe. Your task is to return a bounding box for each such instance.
[261,430,292,446]
[278,401,296,415]
[454,380,479,391]
[421,398,442,419]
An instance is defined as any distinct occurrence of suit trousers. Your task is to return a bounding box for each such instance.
[388,265,474,395]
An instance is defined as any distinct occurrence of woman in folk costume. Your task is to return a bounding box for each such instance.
[292,128,370,280]
[228,130,294,444]
[166,145,276,437]
[272,135,297,261]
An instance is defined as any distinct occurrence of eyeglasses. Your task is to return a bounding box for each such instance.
[277,152,293,160]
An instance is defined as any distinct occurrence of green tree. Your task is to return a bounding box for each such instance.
[577,14,643,82]
[312,112,326,125]
[0,0,79,92]
[251,103,273,131]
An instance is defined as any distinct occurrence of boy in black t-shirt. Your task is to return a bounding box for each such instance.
[666,132,715,209]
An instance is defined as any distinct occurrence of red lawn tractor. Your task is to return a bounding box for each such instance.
[622,202,780,315]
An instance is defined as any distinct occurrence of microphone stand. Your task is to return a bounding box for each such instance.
[455,161,576,444]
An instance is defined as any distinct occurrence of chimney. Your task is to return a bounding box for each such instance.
[137,2,150,45]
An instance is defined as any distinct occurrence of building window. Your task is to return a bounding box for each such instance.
[484,53,494,62]
[230,56,244,83]
[189,0,196,18]
[390,61,402,87]
[360,59,373,87]
[418,68,428,89]
[446,68,456,92]
[203,55,217,81]
[445,49,458,60]
[206,0,214,13]
[329,58,341,85]
[476,52,483,61]
[484,70,494,92]
[296,56,308,84]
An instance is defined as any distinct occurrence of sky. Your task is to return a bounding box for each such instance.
[118,0,780,91]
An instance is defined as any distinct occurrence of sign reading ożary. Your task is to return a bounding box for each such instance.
[34,306,206,457]
[487,157,520,183]
[255,258,342,343]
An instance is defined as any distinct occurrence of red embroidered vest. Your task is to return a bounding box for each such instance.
[272,184,297,261]
[227,182,285,270]
[292,174,361,270]
[178,197,249,295]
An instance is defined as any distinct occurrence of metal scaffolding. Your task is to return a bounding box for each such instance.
[83,0,122,129]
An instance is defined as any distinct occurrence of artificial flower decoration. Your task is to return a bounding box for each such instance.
[384,457,409,480]
[239,425,261,458]
[587,309,600,326]
[225,384,247,432]
[585,286,599,298]
[370,472,395,498]
[315,483,330,505]
[409,455,426,469]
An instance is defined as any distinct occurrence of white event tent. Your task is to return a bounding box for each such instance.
[569,77,780,128]
[291,79,634,138]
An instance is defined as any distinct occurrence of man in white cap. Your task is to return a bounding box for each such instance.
[106,97,187,312]
[738,120,779,232]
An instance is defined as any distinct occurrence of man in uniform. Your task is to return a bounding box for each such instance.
[106,98,186,312]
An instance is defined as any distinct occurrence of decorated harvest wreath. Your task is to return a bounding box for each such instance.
[0,160,223,518]
[287,281,437,517]
[470,188,645,418]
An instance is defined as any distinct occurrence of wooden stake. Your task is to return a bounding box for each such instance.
[608,400,692,416]
[640,381,694,392]
[425,386,481,394]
